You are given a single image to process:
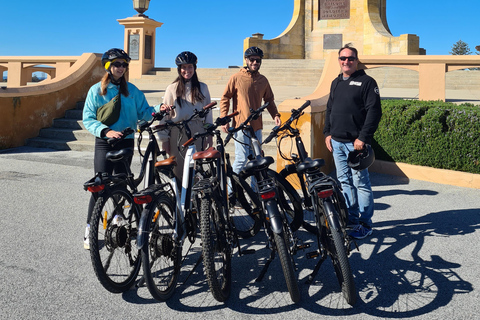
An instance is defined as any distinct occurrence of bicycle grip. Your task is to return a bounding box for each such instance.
[226,111,239,118]
[298,100,311,112]
[263,131,276,145]
[203,101,217,110]
[182,137,194,148]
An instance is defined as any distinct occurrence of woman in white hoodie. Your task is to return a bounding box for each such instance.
[157,51,213,180]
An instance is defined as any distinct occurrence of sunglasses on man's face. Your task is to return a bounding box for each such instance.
[338,56,357,62]
[248,58,262,63]
[112,61,129,68]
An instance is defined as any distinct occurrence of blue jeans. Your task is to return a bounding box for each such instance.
[232,129,262,174]
[331,139,374,227]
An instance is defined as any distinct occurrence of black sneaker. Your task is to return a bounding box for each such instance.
[349,224,372,239]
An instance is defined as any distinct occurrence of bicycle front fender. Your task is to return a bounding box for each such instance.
[324,201,341,232]
[137,208,150,250]
[264,199,283,234]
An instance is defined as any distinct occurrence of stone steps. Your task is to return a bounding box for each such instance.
[25,101,94,151]
[23,59,480,154]
[24,102,278,162]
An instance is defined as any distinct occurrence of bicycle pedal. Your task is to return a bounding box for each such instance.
[241,249,256,255]
[296,243,311,250]
[306,251,320,259]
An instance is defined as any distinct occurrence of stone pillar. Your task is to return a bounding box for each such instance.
[117,16,163,79]
[7,61,29,87]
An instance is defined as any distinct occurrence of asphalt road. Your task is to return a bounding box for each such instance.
[0,146,479,320]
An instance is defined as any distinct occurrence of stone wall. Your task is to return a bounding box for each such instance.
[245,0,421,60]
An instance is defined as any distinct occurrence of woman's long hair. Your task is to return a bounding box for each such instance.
[174,66,205,108]
[100,72,129,97]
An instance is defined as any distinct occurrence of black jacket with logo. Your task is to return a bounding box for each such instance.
[323,69,382,144]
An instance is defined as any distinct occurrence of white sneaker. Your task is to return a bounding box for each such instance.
[84,225,90,250]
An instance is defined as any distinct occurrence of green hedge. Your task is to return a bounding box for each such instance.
[372,100,480,174]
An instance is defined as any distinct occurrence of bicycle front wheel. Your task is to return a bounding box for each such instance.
[140,193,180,301]
[89,187,141,293]
[268,169,303,232]
[200,191,232,302]
[279,168,317,234]
[323,201,357,306]
[273,230,300,303]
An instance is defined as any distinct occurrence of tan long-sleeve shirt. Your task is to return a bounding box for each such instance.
[220,67,279,132]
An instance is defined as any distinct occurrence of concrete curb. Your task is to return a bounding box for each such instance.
[370,159,480,189]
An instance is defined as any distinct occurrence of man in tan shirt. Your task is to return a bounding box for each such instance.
[220,46,281,174]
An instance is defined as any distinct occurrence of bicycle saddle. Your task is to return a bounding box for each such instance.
[297,157,325,174]
[106,148,134,162]
[243,156,275,173]
[193,147,221,160]
[155,156,177,168]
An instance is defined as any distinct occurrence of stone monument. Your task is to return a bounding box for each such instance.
[245,0,422,59]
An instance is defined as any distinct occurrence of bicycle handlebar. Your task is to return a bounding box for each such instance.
[107,127,135,146]
[263,100,311,144]
[181,111,239,149]
[148,102,215,138]
[137,104,176,132]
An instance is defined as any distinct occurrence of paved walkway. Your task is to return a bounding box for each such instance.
[0,146,479,320]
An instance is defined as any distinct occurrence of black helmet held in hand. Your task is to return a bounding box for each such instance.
[102,48,131,69]
[347,145,375,171]
[175,51,198,66]
[244,46,264,58]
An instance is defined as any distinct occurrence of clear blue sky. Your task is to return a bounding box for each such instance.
[1,0,478,68]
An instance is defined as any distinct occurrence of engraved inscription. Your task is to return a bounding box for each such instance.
[129,34,140,60]
[319,0,350,20]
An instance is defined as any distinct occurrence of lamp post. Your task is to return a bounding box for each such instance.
[133,0,151,17]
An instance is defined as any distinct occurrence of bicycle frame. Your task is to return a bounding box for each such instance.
[236,123,284,234]
[136,102,217,249]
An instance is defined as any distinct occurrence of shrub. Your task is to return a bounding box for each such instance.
[373,100,480,174]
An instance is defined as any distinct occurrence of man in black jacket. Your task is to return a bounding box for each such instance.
[323,44,382,239]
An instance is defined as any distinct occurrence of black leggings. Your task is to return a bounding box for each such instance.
[87,138,134,224]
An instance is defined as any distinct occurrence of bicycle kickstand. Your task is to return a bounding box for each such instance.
[255,249,275,282]
[136,275,146,288]
[180,242,202,286]
[305,255,327,285]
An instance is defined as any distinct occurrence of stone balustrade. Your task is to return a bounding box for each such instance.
[0,56,81,87]
[0,53,104,149]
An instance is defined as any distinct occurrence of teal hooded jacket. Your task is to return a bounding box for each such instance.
[83,81,160,139]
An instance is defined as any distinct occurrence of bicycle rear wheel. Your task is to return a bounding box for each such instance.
[323,201,357,306]
[140,193,180,301]
[89,187,141,293]
[200,191,232,302]
[228,171,262,238]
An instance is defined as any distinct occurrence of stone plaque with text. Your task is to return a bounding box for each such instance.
[323,34,343,49]
[128,34,140,60]
[319,0,350,20]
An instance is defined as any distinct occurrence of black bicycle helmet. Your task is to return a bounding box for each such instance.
[244,46,264,58]
[102,48,131,70]
[175,51,198,66]
[347,145,375,171]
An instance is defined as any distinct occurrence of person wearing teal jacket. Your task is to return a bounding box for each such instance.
[82,48,163,249]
